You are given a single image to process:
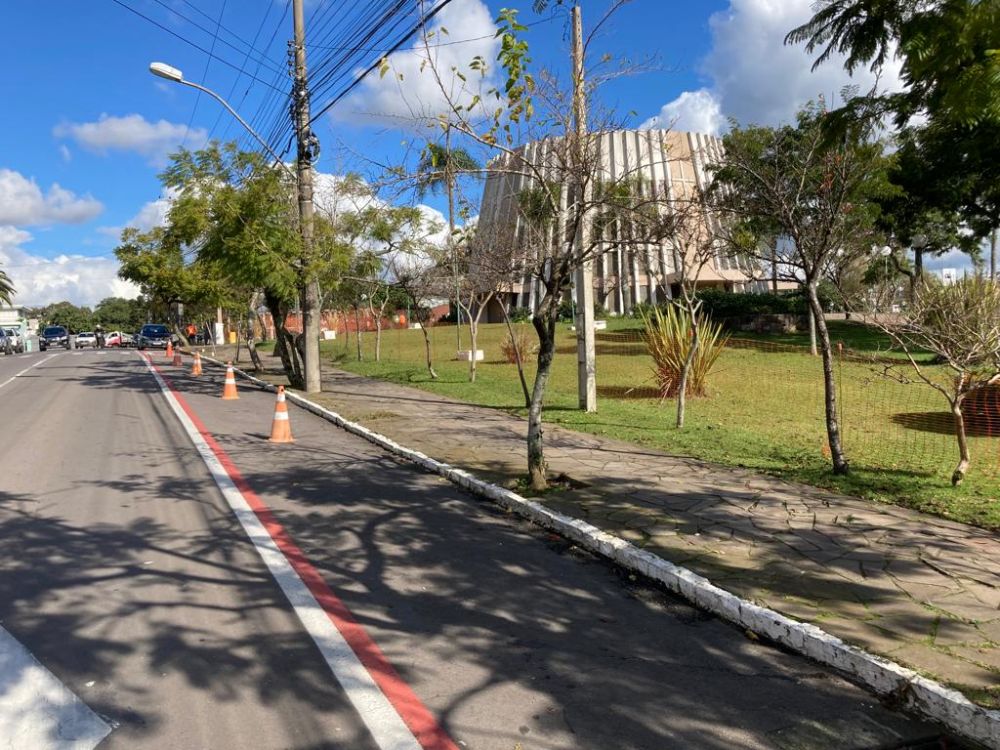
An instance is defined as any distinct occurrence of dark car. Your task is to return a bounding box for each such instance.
[136,324,173,350]
[39,325,71,351]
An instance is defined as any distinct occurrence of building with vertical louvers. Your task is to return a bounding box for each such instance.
[475,129,767,318]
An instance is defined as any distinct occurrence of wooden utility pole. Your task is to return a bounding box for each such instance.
[292,0,321,393]
[572,4,597,412]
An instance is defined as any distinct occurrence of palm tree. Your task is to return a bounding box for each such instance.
[0,268,15,305]
[416,132,481,349]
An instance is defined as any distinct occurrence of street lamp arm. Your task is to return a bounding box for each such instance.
[178,79,295,179]
[149,62,294,180]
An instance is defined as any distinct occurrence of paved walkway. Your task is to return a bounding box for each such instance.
[218,346,1000,707]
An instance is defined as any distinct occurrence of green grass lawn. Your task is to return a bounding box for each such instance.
[322,320,1000,529]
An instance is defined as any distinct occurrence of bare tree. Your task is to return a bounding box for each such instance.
[866,276,1000,485]
[401,5,679,489]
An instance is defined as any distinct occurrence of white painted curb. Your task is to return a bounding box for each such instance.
[200,355,999,748]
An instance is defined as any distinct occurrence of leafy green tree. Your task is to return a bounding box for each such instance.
[711,106,891,475]
[41,301,93,333]
[115,226,228,332]
[160,143,307,384]
[787,0,1000,128]
[789,1,1000,272]
[875,134,979,295]
[94,296,149,332]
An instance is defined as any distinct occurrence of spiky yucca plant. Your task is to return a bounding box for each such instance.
[642,305,729,399]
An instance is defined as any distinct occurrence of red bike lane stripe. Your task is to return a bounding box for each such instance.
[148,356,459,750]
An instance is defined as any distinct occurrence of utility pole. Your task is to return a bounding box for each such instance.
[292,0,321,393]
[572,4,597,412]
[447,126,463,352]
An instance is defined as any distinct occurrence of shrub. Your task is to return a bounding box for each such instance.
[696,289,805,318]
[630,301,658,320]
[508,306,532,323]
[500,325,537,364]
[643,305,729,398]
[557,299,575,322]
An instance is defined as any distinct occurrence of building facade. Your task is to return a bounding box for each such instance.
[475,129,767,318]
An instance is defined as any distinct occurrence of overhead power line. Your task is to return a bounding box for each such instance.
[307,0,458,127]
[145,0,284,77]
[182,0,229,148]
[108,0,286,92]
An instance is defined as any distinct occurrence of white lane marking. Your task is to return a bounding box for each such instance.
[0,354,59,391]
[139,356,424,750]
[0,625,112,750]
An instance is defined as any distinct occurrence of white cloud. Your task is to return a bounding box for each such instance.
[0,169,103,226]
[97,188,180,241]
[332,0,499,125]
[643,0,904,135]
[54,114,208,166]
[0,227,139,307]
[59,144,72,163]
[126,195,173,232]
[641,89,724,134]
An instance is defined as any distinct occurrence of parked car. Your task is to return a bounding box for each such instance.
[0,330,12,355]
[75,331,98,348]
[104,330,125,347]
[39,326,70,351]
[136,324,173,350]
[3,328,24,353]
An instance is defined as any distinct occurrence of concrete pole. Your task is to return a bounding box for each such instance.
[572,4,597,412]
[293,0,321,393]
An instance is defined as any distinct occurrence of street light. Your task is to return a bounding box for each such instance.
[148,61,293,178]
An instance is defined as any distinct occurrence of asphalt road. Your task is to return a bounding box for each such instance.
[0,349,962,749]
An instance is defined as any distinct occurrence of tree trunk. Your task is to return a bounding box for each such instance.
[914,247,924,289]
[374,315,382,362]
[265,290,304,389]
[528,299,558,491]
[676,311,699,429]
[808,305,818,356]
[771,243,778,293]
[420,325,438,379]
[468,318,478,383]
[354,306,363,361]
[808,283,848,475]
[951,397,971,486]
[246,334,263,372]
[500,301,531,409]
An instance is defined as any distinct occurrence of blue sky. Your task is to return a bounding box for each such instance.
[0,0,926,307]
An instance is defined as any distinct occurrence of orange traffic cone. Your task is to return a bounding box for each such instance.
[268,386,294,443]
[191,352,203,376]
[221,362,239,400]
[165,340,173,359]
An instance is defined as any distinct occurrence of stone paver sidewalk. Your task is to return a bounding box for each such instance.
[224,347,1000,706]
